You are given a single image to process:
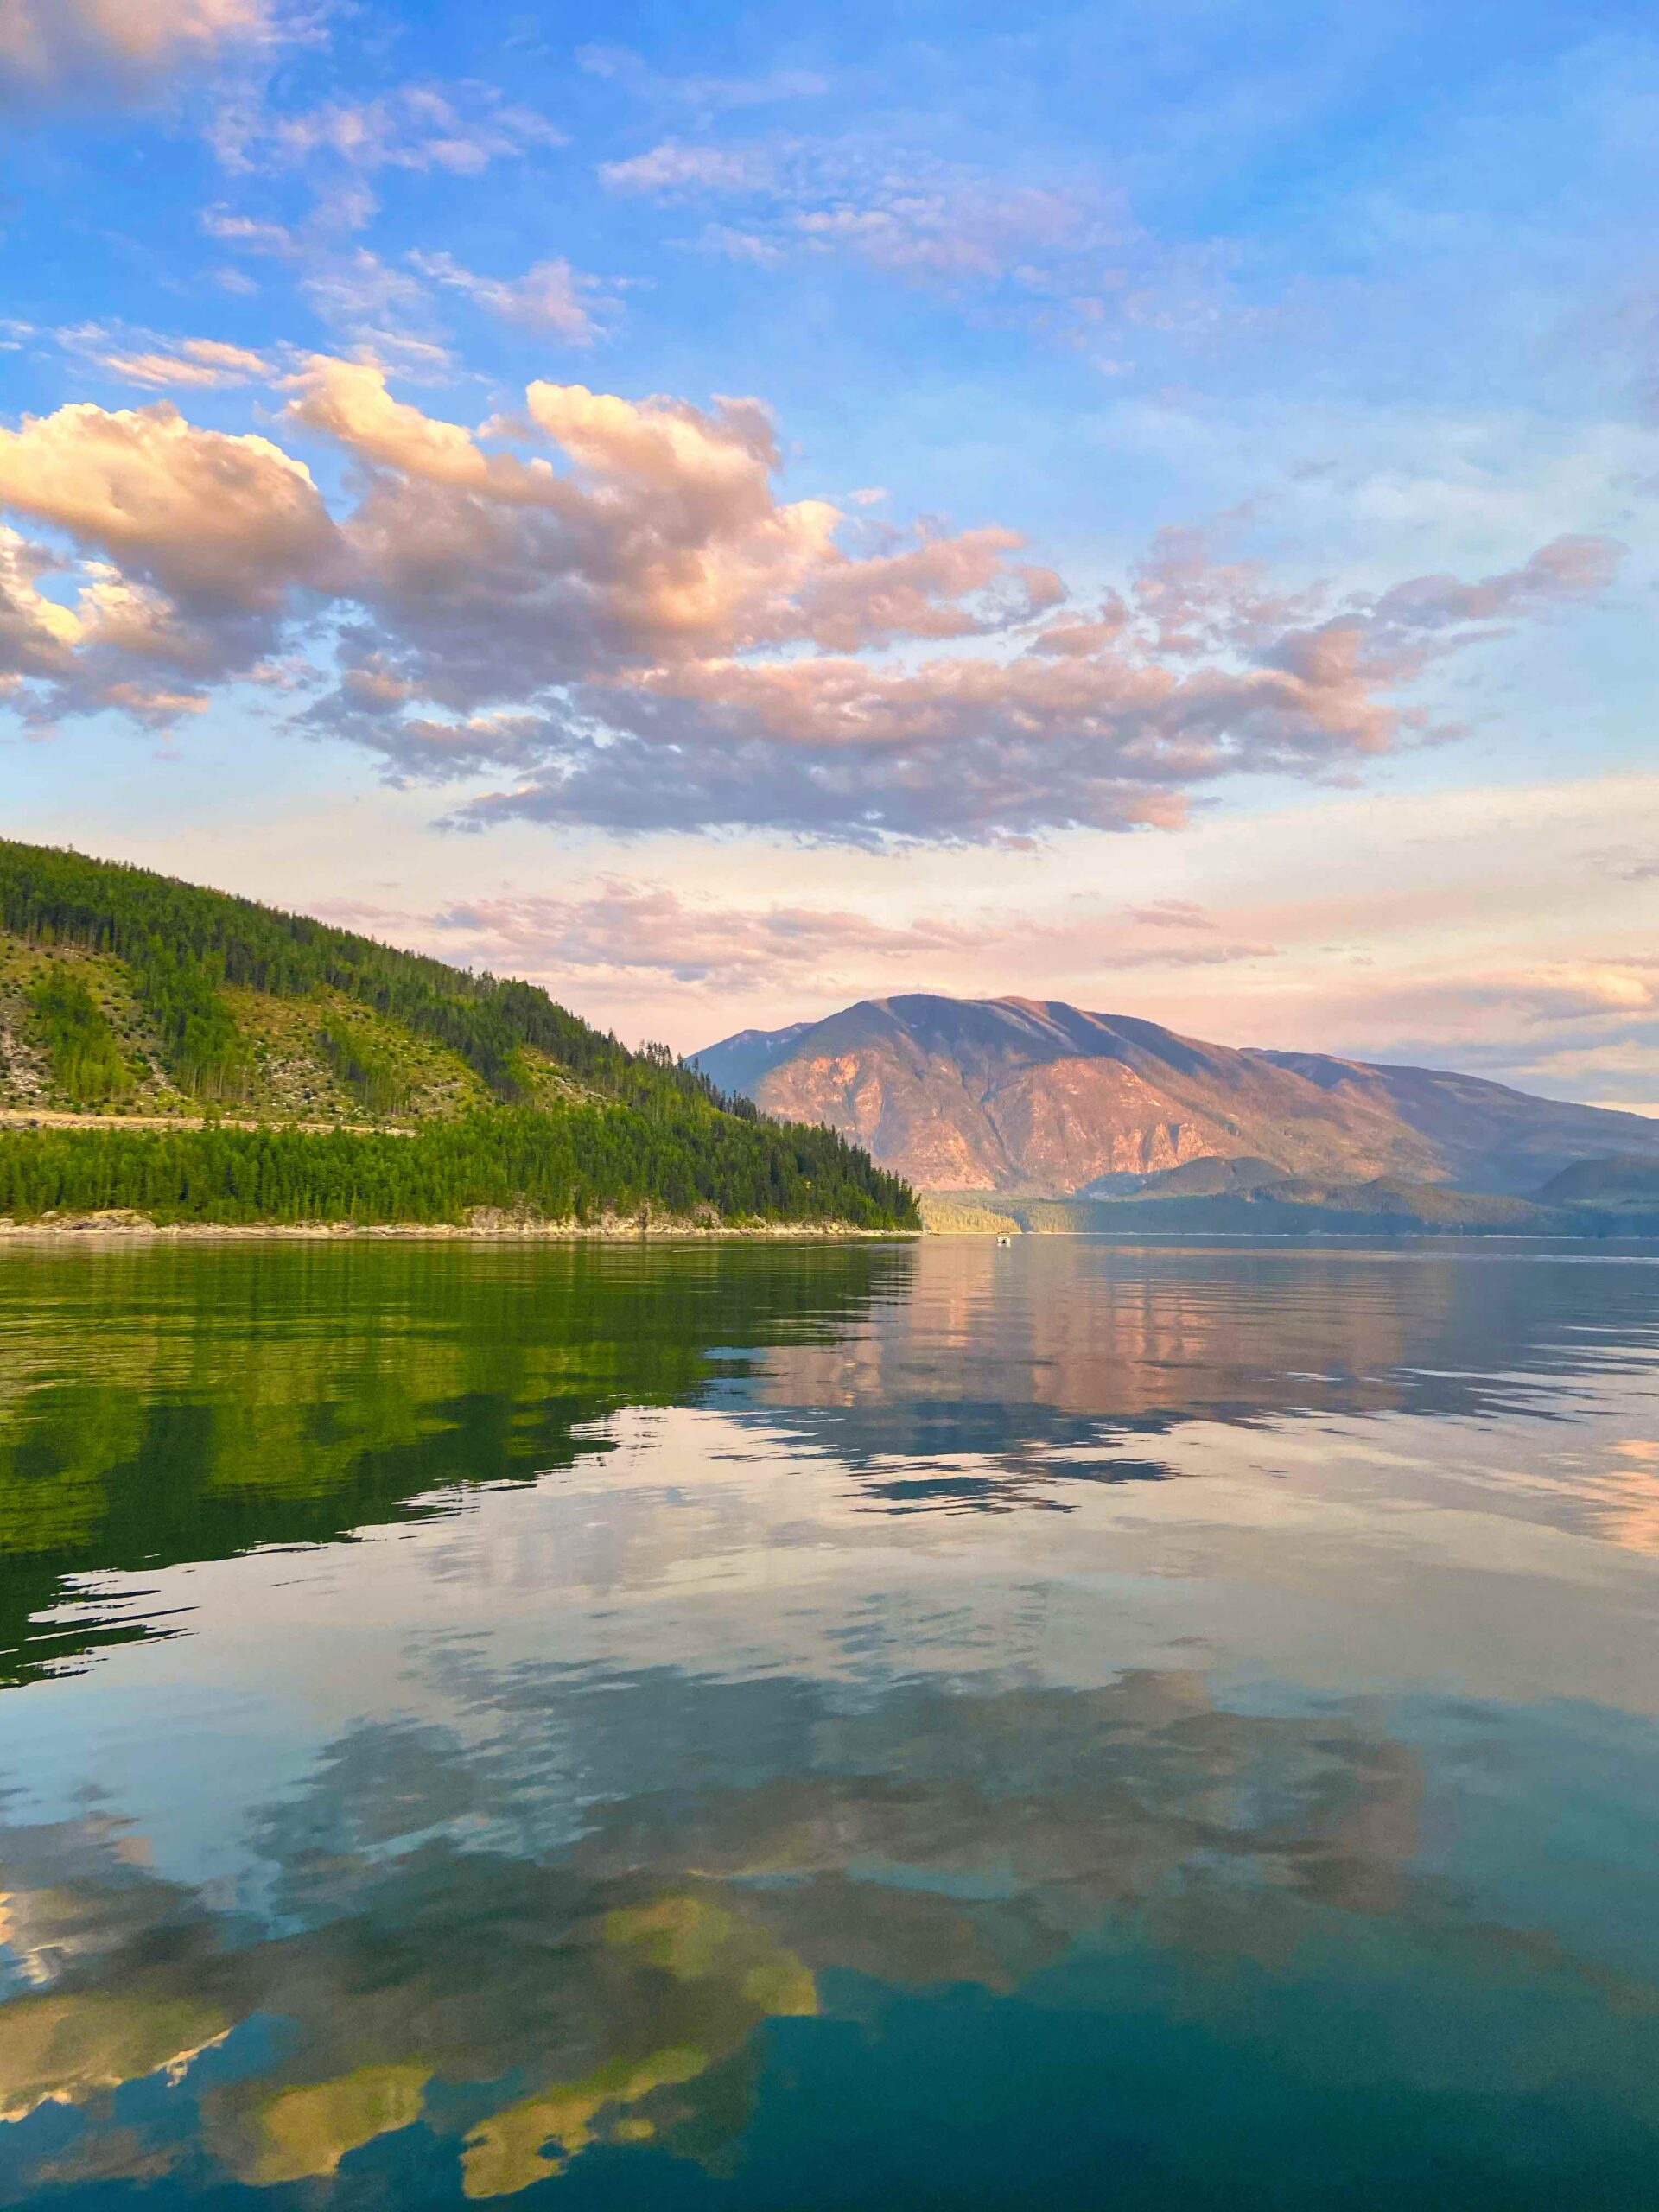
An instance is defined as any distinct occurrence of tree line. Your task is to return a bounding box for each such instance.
[0,1105,919,1229]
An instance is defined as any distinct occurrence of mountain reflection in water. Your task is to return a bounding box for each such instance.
[1,1238,1657,2208]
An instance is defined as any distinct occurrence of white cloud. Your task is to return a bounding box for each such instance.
[600,140,773,197]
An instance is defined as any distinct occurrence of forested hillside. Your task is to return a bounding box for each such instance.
[0,842,917,1231]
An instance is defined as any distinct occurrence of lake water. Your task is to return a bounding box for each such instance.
[2,1236,1657,2209]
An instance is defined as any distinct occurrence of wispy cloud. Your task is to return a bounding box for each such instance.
[576,43,830,122]
[601,139,773,197]
[596,130,1243,358]
[312,880,1275,1001]
[58,325,274,390]
[408,252,619,345]
[207,79,560,236]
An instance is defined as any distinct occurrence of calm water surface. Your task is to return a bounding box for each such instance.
[1,1236,1657,2209]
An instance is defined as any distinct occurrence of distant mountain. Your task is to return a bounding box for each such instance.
[693,993,1659,1198]
[1535,1154,1659,1206]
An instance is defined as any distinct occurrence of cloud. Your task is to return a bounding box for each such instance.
[0,369,1625,835]
[600,141,774,197]
[423,883,993,989]
[0,398,338,607]
[595,131,1241,357]
[1363,534,1625,632]
[576,43,830,119]
[296,248,448,362]
[1315,963,1659,1112]
[67,331,273,390]
[209,79,559,225]
[1592,846,1659,883]
[0,399,340,722]
[0,0,276,110]
[1368,961,1659,1029]
[315,880,1275,998]
[0,527,80,691]
[1128,899,1217,931]
[200,206,297,256]
[409,252,616,344]
[0,524,269,726]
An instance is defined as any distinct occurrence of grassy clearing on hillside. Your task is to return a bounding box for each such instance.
[226,986,493,1124]
[0,940,183,1115]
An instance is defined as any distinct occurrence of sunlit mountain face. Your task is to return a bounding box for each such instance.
[693,996,1659,1198]
[3,1238,1658,2205]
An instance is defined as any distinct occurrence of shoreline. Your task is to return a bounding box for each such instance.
[0,1209,916,1243]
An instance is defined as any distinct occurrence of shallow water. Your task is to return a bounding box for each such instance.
[1,1236,1656,2209]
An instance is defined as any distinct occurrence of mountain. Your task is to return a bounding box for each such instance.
[692,993,1659,1198]
[1534,1154,1659,1207]
[0,842,917,1231]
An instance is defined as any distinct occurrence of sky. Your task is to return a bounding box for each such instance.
[1,0,1656,1102]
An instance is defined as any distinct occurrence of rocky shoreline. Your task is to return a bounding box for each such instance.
[0,1207,914,1242]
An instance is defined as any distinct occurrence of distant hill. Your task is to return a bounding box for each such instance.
[1535,1154,1659,1207]
[693,993,1659,1199]
[0,842,917,1232]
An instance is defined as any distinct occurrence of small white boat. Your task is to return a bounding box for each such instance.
[995,1234,1014,1246]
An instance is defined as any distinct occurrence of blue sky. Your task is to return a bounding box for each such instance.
[3,0,1656,1098]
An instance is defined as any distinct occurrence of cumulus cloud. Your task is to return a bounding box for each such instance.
[0,398,338,607]
[0,398,340,721]
[1363,534,1624,633]
[0,367,1625,834]
[0,527,80,692]
[0,0,276,109]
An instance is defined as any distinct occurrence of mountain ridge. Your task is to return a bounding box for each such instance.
[693,992,1659,1198]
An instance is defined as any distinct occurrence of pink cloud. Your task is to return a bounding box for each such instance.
[314,880,1277,998]
[0,366,1626,842]
[0,0,276,107]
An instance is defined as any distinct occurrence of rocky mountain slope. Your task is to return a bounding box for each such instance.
[694,994,1659,1197]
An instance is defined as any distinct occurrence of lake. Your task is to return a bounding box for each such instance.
[2,1236,1657,2209]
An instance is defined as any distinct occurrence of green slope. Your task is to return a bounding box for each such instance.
[0,841,918,1232]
